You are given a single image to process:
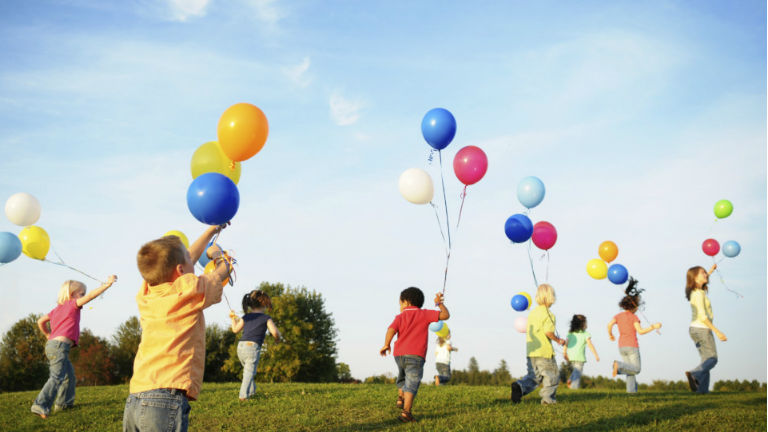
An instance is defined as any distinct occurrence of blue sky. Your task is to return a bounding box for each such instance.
[0,0,765,385]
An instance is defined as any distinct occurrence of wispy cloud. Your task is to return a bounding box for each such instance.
[164,0,211,22]
[245,0,284,29]
[329,91,364,126]
[282,57,311,87]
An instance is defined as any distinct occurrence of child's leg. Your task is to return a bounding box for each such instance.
[514,357,541,397]
[54,355,76,409]
[569,361,584,389]
[237,342,258,399]
[618,347,641,393]
[122,389,190,432]
[32,341,71,416]
[399,355,425,414]
[534,357,559,403]
[689,328,718,394]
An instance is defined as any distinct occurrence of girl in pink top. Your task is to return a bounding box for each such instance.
[606,278,661,393]
[31,275,117,419]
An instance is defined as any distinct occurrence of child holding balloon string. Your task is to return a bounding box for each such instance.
[433,330,458,386]
[563,314,599,389]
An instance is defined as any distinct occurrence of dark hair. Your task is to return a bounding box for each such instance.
[619,277,644,311]
[685,266,708,300]
[400,287,424,308]
[569,314,587,333]
[242,289,272,313]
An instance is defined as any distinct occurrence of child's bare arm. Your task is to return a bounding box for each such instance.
[380,328,396,356]
[707,263,717,276]
[635,321,662,335]
[587,338,599,361]
[229,310,244,333]
[607,319,616,341]
[434,293,450,320]
[189,224,228,263]
[76,275,118,307]
[267,318,281,341]
[546,331,566,346]
[37,314,50,337]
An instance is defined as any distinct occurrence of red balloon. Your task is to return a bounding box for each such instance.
[453,146,488,185]
[532,221,557,250]
[702,239,720,256]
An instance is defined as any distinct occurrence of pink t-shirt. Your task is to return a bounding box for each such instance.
[614,310,640,348]
[389,307,440,358]
[48,299,82,346]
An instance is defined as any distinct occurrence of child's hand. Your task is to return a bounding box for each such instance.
[653,323,662,330]
[379,345,391,357]
[206,244,224,259]
[229,310,237,319]
[715,330,727,341]
[609,334,615,342]
[434,293,444,305]
[214,222,231,234]
[105,275,118,286]
[596,356,600,362]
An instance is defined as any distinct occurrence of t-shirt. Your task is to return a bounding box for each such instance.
[388,307,440,359]
[129,273,221,400]
[526,305,556,358]
[615,310,640,348]
[689,289,713,329]
[48,299,82,346]
[240,312,270,344]
[566,331,591,362]
[435,343,452,364]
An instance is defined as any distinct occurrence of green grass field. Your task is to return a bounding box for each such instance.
[1,382,765,431]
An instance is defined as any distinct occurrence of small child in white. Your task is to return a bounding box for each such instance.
[564,314,599,389]
[434,335,458,386]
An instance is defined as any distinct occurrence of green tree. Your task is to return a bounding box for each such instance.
[205,323,238,382]
[109,316,141,383]
[336,362,353,382]
[492,359,512,385]
[0,314,48,391]
[70,329,113,386]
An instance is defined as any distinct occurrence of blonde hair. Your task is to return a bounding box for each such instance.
[57,280,86,305]
[535,283,556,307]
[137,236,187,286]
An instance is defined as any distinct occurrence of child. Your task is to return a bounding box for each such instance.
[123,225,231,432]
[434,335,458,386]
[510,284,566,405]
[229,289,281,401]
[607,278,661,394]
[380,287,449,423]
[685,264,726,394]
[564,314,599,389]
[31,275,118,418]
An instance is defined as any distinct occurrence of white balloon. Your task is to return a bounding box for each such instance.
[514,316,527,333]
[5,192,41,226]
[398,168,433,205]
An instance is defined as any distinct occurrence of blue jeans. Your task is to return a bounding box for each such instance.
[569,361,585,389]
[32,340,76,415]
[237,341,263,399]
[515,357,558,403]
[689,327,718,394]
[617,346,641,393]
[123,389,190,432]
[395,355,425,395]
[436,362,451,384]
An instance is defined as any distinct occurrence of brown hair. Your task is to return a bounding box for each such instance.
[242,289,272,313]
[685,266,708,300]
[137,236,187,286]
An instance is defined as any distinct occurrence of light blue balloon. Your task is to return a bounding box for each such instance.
[517,176,546,209]
[198,241,220,267]
[0,232,22,264]
[429,321,444,332]
[722,240,741,258]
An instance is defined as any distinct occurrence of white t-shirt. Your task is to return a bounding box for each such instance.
[435,343,452,364]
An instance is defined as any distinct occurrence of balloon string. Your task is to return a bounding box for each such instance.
[526,240,539,289]
[44,252,105,284]
[455,185,468,229]
[714,268,743,298]
[441,250,451,296]
[438,150,452,251]
[429,202,448,250]
[427,148,435,164]
[545,250,550,283]
[638,309,661,335]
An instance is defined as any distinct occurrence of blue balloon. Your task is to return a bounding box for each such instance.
[510,294,529,312]
[429,321,444,332]
[0,232,22,264]
[517,176,546,209]
[198,240,220,267]
[504,214,533,243]
[607,264,629,285]
[722,240,741,258]
[421,108,457,150]
[187,173,240,225]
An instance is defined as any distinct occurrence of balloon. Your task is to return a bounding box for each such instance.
[586,258,608,279]
[217,103,269,162]
[517,177,545,209]
[514,316,527,333]
[520,291,532,309]
[0,232,22,263]
[19,226,50,260]
[714,200,733,219]
[163,230,189,249]
[186,173,240,225]
[453,146,488,185]
[5,192,41,226]
[510,294,529,312]
[722,240,741,258]
[429,321,444,332]
[607,264,629,285]
[504,214,533,243]
[531,221,557,250]
[398,168,434,204]
[190,141,241,185]
[204,260,229,286]
[435,322,450,338]
[702,239,720,256]
[598,241,619,263]
[421,108,456,150]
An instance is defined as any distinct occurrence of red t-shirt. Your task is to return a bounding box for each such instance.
[614,310,640,348]
[48,299,82,346]
[389,307,440,358]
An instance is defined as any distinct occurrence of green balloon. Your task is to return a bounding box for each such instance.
[714,199,733,219]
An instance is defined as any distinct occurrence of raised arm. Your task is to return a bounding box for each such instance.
[707,263,717,276]
[76,275,117,308]
[634,321,661,335]
[188,223,228,264]
[37,314,51,338]
[434,293,450,320]
[267,318,281,341]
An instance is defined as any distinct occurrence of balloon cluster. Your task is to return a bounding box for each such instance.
[702,200,740,259]
[1,192,49,263]
[510,292,531,333]
[429,320,450,338]
[586,241,628,285]
[503,177,555,249]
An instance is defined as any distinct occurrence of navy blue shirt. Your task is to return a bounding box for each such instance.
[240,313,270,344]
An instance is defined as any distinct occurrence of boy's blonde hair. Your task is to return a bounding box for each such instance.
[58,280,86,305]
[137,236,187,286]
[535,283,555,307]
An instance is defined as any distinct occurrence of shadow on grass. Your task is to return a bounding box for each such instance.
[553,402,716,432]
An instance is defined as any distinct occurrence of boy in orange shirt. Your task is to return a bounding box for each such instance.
[123,224,231,432]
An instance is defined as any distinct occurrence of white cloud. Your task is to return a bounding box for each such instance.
[329,91,363,126]
[165,0,211,22]
[246,0,284,28]
[282,57,311,87]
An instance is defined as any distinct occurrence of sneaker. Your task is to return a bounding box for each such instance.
[541,399,557,405]
[31,404,48,419]
[510,382,522,404]
[53,404,73,413]
[685,371,698,392]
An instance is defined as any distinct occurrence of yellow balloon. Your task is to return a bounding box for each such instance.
[204,260,229,286]
[586,258,608,279]
[190,141,242,185]
[435,323,450,338]
[518,291,532,310]
[19,225,50,260]
[163,230,189,249]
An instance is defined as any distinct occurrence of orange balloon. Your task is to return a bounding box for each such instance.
[204,260,229,287]
[217,103,268,162]
[598,241,619,263]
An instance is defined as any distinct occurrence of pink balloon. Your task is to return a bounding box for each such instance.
[702,238,720,256]
[453,146,488,185]
[531,221,557,250]
[514,316,527,333]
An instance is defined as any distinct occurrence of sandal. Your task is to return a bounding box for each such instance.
[398,410,414,423]
[396,395,404,409]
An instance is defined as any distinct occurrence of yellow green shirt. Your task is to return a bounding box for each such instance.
[526,304,556,358]
[690,289,713,329]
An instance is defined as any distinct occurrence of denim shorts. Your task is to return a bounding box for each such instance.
[123,388,190,432]
[395,355,425,395]
[436,362,451,384]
